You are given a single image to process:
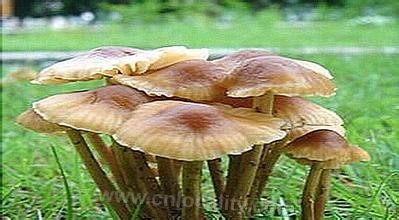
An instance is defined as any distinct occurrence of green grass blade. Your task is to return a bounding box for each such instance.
[131,197,146,220]
[103,201,119,220]
[360,172,399,217]
[51,145,73,220]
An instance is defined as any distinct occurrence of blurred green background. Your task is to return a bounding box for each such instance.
[2,0,399,50]
[2,0,398,219]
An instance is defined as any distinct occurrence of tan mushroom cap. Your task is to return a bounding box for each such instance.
[32,47,145,84]
[224,56,336,97]
[212,96,343,127]
[212,96,254,108]
[113,100,286,161]
[275,95,345,142]
[33,85,155,134]
[273,96,343,129]
[211,95,345,142]
[291,59,333,79]
[16,108,65,134]
[285,130,370,169]
[32,46,209,85]
[113,60,227,101]
[212,49,274,71]
[150,46,209,70]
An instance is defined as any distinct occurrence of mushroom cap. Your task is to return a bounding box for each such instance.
[113,59,227,101]
[113,100,286,161]
[212,96,254,108]
[16,108,65,134]
[291,59,333,79]
[224,56,336,97]
[212,49,274,71]
[285,125,345,144]
[32,46,209,85]
[274,95,346,143]
[211,95,343,128]
[285,130,370,168]
[150,46,209,70]
[212,95,345,142]
[32,46,146,84]
[273,96,344,129]
[33,85,155,134]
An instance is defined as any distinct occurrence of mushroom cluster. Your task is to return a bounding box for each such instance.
[17,46,369,220]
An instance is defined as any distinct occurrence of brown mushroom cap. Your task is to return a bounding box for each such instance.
[224,56,336,97]
[113,100,286,161]
[285,130,370,168]
[285,125,345,144]
[32,46,209,85]
[33,85,155,134]
[16,108,65,134]
[113,59,227,101]
[212,49,274,71]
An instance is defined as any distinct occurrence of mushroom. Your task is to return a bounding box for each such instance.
[273,96,343,129]
[32,85,155,134]
[220,54,336,217]
[224,56,335,98]
[150,46,209,70]
[16,108,65,134]
[113,59,227,101]
[32,46,209,84]
[212,49,274,71]
[284,130,370,220]
[16,109,131,219]
[16,46,367,219]
[245,95,345,214]
[112,100,286,219]
[17,85,166,219]
[111,59,232,215]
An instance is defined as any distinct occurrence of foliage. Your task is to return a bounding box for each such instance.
[14,0,103,17]
[12,0,399,20]
[99,1,164,23]
[343,0,399,18]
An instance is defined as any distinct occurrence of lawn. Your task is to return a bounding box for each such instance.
[2,53,398,218]
[2,20,399,51]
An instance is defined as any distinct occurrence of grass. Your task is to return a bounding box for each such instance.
[2,20,399,51]
[1,53,398,218]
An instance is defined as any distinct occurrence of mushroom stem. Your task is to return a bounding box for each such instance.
[111,142,138,193]
[230,145,264,218]
[182,161,203,220]
[224,91,274,217]
[221,155,241,217]
[246,141,285,214]
[207,158,225,208]
[112,142,168,219]
[86,133,112,164]
[302,163,323,220]
[86,133,128,193]
[157,156,182,216]
[253,91,274,115]
[128,150,169,219]
[66,130,130,220]
[314,169,332,220]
